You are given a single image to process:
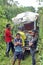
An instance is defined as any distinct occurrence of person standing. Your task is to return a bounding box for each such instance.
[29,30,38,65]
[4,24,14,57]
[12,33,23,65]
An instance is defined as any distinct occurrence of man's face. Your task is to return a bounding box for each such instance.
[31,32,35,36]
[16,35,20,39]
[8,25,11,30]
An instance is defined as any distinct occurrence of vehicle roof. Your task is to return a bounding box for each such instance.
[12,11,39,25]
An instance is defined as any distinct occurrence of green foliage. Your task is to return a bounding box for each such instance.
[38,7,43,38]
[0,0,8,6]
[4,6,35,20]
[0,0,35,21]
[0,6,5,18]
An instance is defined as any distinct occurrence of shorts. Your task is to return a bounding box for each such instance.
[14,52,23,61]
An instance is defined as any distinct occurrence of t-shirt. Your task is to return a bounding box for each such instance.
[14,38,23,52]
[4,28,12,43]
[29,37,38,49]
[18,31,26,46]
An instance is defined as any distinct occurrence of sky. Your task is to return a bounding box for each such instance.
[13,0,43,11]
[14,0,39,7]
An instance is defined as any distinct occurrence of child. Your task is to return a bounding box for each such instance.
[12,33,23,65]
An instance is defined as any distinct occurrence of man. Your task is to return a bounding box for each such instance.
[4,24,14,57]
[29,30,38,65]
[12,33,23,65]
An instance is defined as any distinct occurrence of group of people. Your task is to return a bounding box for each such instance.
[4,24,38,65]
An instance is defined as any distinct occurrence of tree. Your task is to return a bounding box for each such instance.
[38,7,43,38]
[0,0,8,5]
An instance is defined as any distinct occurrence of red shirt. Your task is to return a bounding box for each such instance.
[4,28,12,43]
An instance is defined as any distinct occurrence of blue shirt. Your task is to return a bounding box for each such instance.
[14,38,23,52]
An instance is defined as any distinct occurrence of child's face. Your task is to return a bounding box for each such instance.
[16,35,20,39]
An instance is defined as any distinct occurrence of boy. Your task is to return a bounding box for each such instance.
[12,33,23,65]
